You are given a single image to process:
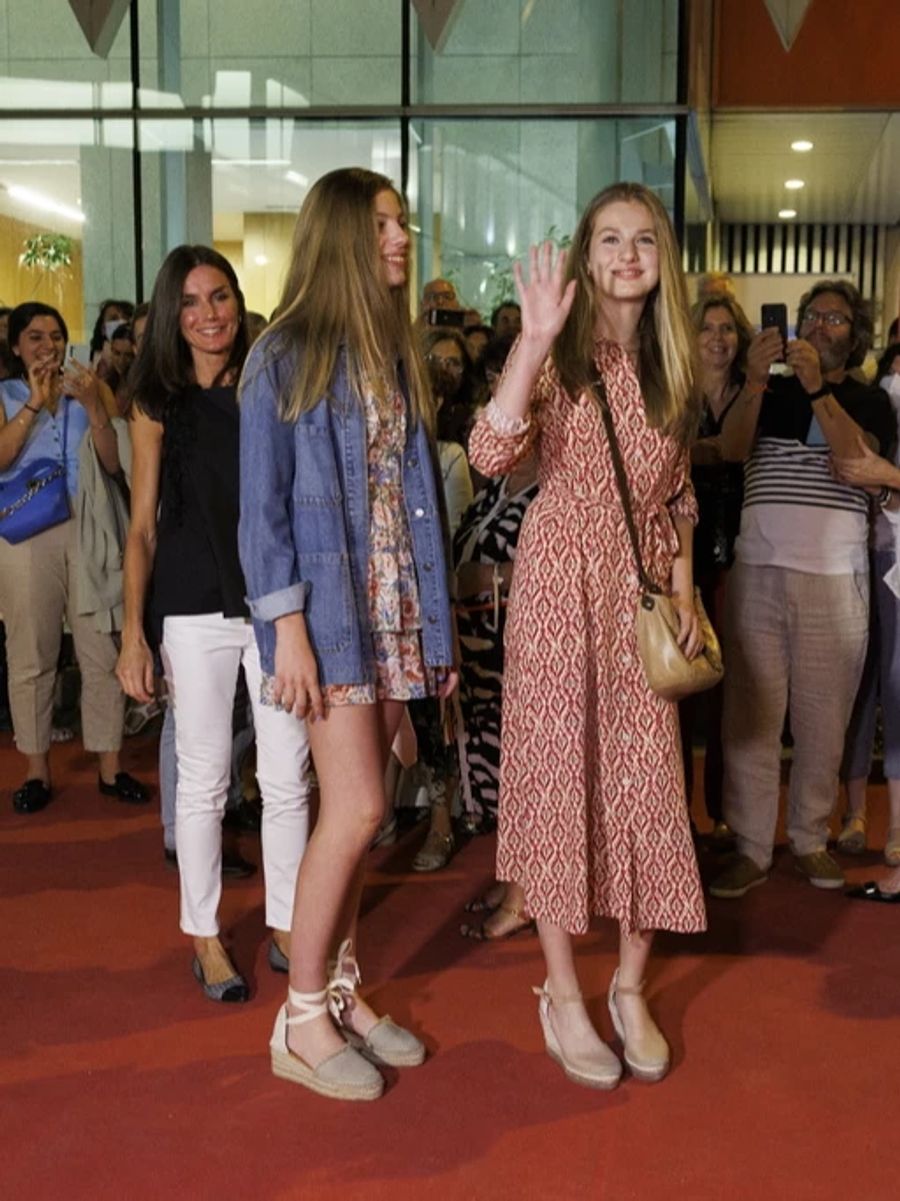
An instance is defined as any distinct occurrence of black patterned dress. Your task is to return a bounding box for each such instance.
[452,474,539,827]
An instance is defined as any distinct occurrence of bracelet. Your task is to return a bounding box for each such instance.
[806,384,831,402]
[23,402,40,415]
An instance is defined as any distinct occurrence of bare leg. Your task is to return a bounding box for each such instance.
[537,920,613,1060]
[888,779,900,829]
[97,750,122,786]
[25,752,50,786]
[334,700,406,1039]
[193,934,240,984]
[845,777,867,819]
[286,700,403,1066]
[613,928,665,1049]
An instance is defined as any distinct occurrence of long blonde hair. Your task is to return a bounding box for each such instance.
[264,167,431,429]
[553,182,698,444]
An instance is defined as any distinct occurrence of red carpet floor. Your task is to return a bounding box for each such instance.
[2,730,899,1201]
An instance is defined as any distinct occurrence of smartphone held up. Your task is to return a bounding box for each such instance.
[760,303,792,375]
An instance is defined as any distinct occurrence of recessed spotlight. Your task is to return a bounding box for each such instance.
[778,209,797,219]
[284,170,308,187]
[791,140,814,152]
[784,179,805,190]
[254,254,269,266]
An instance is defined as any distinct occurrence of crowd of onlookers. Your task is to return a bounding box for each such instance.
[2,257,900,923]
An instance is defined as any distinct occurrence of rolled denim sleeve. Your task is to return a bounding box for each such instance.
[238,349,308,620]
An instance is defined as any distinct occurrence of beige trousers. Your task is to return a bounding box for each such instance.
[722,562,869,867]
[0,518,124,755]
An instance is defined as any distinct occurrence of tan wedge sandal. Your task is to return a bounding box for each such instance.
[327,940,427,1068]
[533,980,622,1090]
[607,969,670,1083]
[270,984,384,1101]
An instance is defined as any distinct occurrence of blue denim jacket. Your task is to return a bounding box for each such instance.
[238,333,454,684]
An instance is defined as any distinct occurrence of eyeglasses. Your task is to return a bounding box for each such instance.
[424,290,455,304]
[800,308,851,329]
[427,354,463,372]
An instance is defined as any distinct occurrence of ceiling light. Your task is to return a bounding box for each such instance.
[254,254,268,266]
[790,140,814,152]
[784,179,805,190]
[5,183,85,223]
[778,209,797,219]
[284,170,308,187]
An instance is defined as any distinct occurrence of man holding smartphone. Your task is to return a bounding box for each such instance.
[710,280,894,897]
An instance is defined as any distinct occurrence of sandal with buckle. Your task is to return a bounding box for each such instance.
[459,902,535,941]
[836,814,867,855]
[607,969,669,1083]
[270,985,384,1100]
[533,980,621,1090]
[327,939,426,1068]
[412,827,455,872]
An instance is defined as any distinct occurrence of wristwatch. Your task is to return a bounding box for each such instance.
[877,486,893,508]
[806,384,831,402]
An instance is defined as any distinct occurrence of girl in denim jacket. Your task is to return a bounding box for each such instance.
[239,167,456,1101]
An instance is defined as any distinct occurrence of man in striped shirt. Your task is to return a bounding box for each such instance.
[709,280,894,897]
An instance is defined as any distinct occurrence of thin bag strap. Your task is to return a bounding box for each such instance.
[589,378,662,596]
[61,397,70,464]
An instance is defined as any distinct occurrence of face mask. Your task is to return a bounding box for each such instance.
[879,373,900,406]
[104,319,124,341]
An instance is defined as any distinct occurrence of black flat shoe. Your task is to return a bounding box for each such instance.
[12,779,52,814]
[268,940,289,973]
[191,956,249,1003]
[98,772,148,804]
[846,880,900,904]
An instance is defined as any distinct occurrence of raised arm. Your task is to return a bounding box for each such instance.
[719,328,782,461]
[469,242,575,477]
[0,362,55,471]
[787,338,879,457]
[495,243,574,421]
[116,406,162,702]
[63,360,120,476]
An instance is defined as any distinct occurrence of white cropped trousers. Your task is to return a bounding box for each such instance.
[162,613,311,937]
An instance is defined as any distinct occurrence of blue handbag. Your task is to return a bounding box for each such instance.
[0,400,72,545]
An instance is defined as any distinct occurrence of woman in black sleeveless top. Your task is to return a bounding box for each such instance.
[117,246,311,1001]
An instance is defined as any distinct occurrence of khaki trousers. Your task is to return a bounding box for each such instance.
[0,518,124,755]
[722,562,869,867]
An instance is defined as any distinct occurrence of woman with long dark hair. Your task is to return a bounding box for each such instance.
[117,246,311,1002]
[469,182,706,1088]
[239,168,456,1101]
[0,301,141,813]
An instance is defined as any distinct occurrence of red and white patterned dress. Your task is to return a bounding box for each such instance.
[468,340,707,936]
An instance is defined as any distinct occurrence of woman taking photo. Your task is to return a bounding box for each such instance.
[239,167,456,1102]
[680,294,752,842]
[117,246,311,1003]
[469,182,706,1089]
[0,301,142,813]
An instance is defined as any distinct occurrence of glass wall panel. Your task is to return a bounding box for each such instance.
[139,118,401,314]
[411,0,679,106]
[0,0,132,111]
[0,120,134,344]
[409,117,676,317]
[138,0,402,110]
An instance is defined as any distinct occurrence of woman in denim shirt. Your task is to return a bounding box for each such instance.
[239,167,456,1102]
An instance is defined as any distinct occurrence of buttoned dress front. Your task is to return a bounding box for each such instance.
[468,341,707,936]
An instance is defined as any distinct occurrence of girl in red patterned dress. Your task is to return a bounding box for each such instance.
[469,182,707,1088]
